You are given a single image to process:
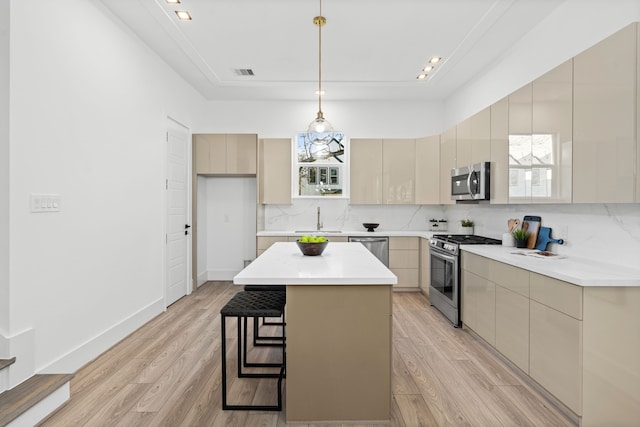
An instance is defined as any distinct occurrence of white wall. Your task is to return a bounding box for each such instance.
[199,100,444,139]
[0,0,9,338]
[444,0,640,127]
[7,0,206,380]
[196,176,208,286]
[200,177,257,280]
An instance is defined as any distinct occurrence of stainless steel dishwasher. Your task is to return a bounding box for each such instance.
[348,236,389,267]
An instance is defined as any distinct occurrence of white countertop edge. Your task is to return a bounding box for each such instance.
[257,230,435,238]
[461,246,640,287]
[233,278,396,285]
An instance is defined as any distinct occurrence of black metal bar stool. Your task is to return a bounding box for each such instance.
[220,290,286,411]
[244,285,286,346]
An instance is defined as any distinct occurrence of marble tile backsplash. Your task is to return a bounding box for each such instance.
[264,200,640,269]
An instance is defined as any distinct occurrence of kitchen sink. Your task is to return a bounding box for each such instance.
[294,230,342,234]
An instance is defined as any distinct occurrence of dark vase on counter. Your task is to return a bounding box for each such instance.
[515,239,528,248]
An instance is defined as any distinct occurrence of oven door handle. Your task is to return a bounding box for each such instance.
[430,250,458,263]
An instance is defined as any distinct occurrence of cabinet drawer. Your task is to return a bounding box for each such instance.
[495,286,529,373]
[389,250,419,269]
[390,268,419,288]
[389,236,419,250]
[530,273,583,320]
[491,261,529,297]
[462,252,491,279]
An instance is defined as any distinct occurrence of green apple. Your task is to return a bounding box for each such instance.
[299,236,309,243]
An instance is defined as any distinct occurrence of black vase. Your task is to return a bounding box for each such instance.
[515,239,528,248]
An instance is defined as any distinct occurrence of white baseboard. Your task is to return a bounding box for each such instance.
[207,269,241,281]
[8,380,70,427]
[39,298,164,374]
[197,271,208,287]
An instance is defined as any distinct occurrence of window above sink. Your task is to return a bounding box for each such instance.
[293,131,349,199]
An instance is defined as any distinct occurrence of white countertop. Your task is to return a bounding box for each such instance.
[462,245,640,287]
[257,229,434,238]
[234,242,398,285]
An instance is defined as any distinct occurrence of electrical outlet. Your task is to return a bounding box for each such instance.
[30,193,61,213]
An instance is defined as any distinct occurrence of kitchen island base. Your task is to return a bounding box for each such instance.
[285,284,392,423]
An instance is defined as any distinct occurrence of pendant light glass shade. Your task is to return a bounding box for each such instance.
[306,0,334,154]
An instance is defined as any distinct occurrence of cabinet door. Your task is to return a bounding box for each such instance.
[383,139,415,204]
[193,135,211,174]
[207,134,227,174]
[530,300,582,415]
[490,97,509,204]
[260,138,292,204]
[470,107,491,164]
[495,286,529,373]
[508,83,533,203]
[419,238,430,295]
[574,23,636,203]
[350,139,383,204]
[532,60,573,203]
[415,135,440,204]
[439,127,456,204]
[461,269,495,345]
[456,117,472,167]
[226,134,257,175]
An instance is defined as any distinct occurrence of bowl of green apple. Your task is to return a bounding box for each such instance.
[296,235,329,256]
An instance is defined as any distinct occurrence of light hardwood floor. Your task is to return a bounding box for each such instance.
[40,282,575,426]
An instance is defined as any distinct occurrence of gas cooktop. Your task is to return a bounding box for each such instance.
[432,234,502,245]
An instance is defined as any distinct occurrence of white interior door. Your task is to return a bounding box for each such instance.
[166,118,191,306]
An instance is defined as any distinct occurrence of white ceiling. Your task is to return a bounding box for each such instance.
[99,0,566,102]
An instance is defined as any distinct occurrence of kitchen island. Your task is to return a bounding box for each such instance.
[234,242,397,423]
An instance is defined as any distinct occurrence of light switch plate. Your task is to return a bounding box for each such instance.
[30,193,61,213]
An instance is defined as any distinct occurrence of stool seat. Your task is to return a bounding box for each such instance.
[221,291,285,317]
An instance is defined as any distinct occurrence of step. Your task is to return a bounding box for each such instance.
[0,359,16,372]
[0,374,73,426]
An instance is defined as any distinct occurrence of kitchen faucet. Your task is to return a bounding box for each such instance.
[317,206,323,231]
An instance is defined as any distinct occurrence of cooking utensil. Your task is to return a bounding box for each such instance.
[507,218,520,232]
[534,227,564,251]
[522,215,541,249]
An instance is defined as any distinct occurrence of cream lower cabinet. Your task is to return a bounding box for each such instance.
[461,269,495,346]
[419,238,430,296]
[389,237,419,290]
[256,236,292,256]
[462,252,583,418]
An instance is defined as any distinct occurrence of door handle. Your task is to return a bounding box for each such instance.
[185,224,191,235]
[185,224,191,229]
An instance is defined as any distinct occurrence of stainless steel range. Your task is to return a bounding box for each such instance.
[429,234,501,327]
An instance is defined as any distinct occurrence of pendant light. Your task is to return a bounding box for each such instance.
[306,0,334,152]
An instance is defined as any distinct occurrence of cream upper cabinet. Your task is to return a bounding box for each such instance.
[457,108,491,168]
[456,117,472,167]
[383,139,415,204]
[415,135,440,205]
[193,134,257,175]
[508,83,533,203]
[350,139,383,204]
[439,127,456,204]
[574,23,636,203]
[259,138,291,204]
[490,97,509,204]
[531,60,573,204]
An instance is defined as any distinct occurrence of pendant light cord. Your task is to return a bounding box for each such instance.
[317,0,323,116]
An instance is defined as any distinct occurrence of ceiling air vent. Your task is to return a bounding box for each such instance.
[234,69,255,76]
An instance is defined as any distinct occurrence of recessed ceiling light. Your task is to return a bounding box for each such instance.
[423,65,434,73]
[175,10,192,20]
[166,0,181,4]
[429,56,441,64]
[417,74,427,80]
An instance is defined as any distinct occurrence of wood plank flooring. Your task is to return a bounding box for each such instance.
[39,282,575,426]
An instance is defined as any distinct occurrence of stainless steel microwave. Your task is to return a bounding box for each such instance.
[451,162,490,201]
